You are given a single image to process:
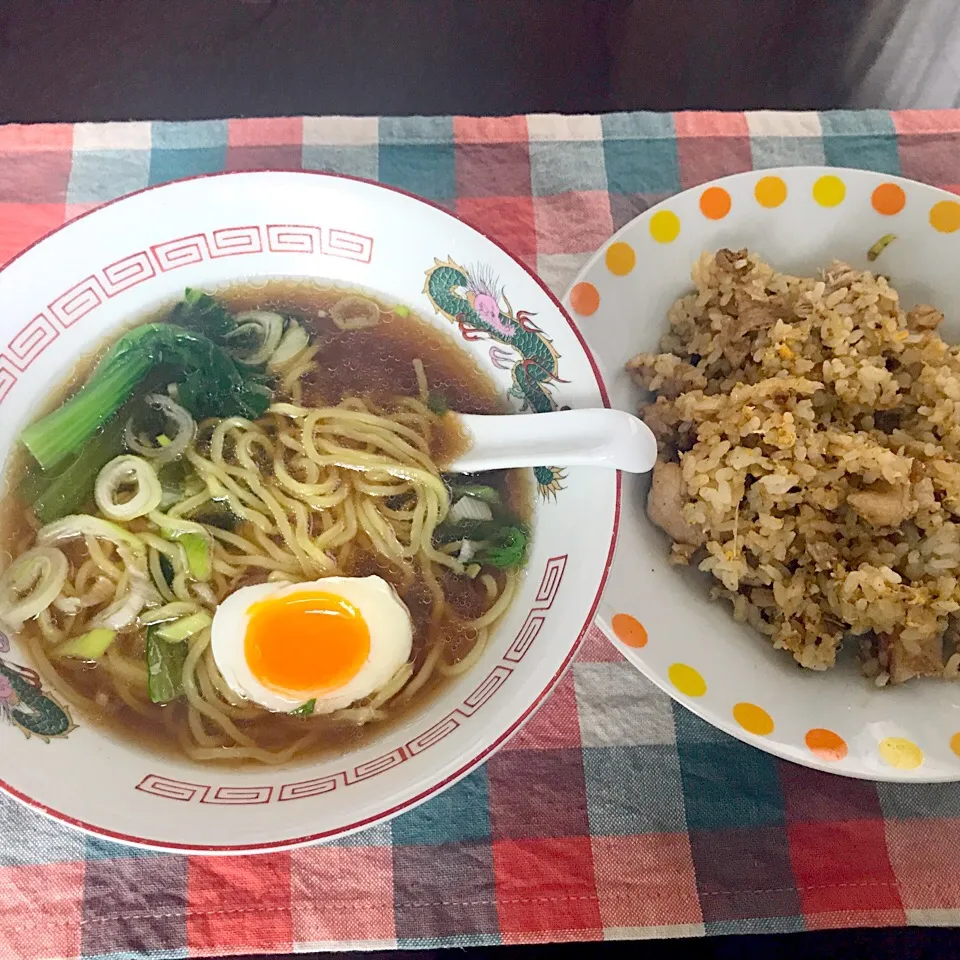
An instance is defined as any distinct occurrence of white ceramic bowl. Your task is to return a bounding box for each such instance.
[0,171,618,851]
[566,167,960,782]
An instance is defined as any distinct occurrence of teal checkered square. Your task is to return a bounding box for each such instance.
[674,706,786,830]
[149,120,227,185]
[601,113,679,194]
[379,142,455,201]
[820,110,901,174]
[392,767,490,845]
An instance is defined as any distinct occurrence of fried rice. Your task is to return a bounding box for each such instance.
[627,248,960,685]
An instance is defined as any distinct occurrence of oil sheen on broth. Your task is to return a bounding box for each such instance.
[1,280,531,763]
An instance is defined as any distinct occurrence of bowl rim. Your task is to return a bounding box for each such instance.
[0,169,621,850]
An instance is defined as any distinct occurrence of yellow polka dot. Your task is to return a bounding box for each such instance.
[930,200,960,233]
[605,242,636,276]
[755,175,787,208]
[812,175,846,207]
[649,210,680,244]
[733,702,774,736]
[950,732,960,757]
[879,736,923,770]
[668,662,706,697]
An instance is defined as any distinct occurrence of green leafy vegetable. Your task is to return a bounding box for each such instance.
[290,699,316,716]
[147,625,187,703]
[433,516,529,570]
[22,412,127,523]
[473,524,528,569]
[188,501,239,531]
[427,392,449,416]
[158,555,175,589]
[21,322,272,472]
[169,288,237,344]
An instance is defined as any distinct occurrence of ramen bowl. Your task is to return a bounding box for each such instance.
[0,171,617,851]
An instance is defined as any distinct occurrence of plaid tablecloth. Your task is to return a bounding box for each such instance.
[3,110,960,959]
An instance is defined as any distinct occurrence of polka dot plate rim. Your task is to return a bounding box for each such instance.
[564,166,960,782]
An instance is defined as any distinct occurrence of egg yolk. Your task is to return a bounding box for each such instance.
[244,591,371,694]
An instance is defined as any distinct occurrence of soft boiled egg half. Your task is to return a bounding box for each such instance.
[210,576,413,714]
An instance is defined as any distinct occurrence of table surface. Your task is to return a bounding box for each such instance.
[1,2,959,958]
[2,109,960,960]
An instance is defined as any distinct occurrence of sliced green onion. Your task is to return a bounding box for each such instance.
[330,295,380,330]
[38,515,145,561]
[149,511,213,581]
[124,394,196,464]
[290,698,316,716]
[54,627,116,660]
[95,455,163,521]
[140,601,203,625]
[267,321,310,370]
[0,546,69,630]
[95,572,156,630]
[447,496,493,524]
[449,483,502,505]
[867,233,897,262]
[227,311,285,366]
[156,611,212,642]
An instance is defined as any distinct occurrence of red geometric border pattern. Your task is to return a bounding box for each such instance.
[135,775,209,803]
[139,556,567,804]
[48,275,107,328]
[0,223,374,401]
[5,313,59,371]
[265,223,374,262]
[102,251,156,295]
[201,785,273,805]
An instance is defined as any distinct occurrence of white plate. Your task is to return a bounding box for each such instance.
[0,171,618,850]
[565,166,960,781]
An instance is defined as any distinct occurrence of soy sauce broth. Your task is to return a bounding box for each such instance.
[2,279,532,765]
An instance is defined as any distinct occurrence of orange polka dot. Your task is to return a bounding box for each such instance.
[668,663,706,697]
[755,176,787,208]
[950,732,960,757]
[699,186,732,220]
[872,182,906,216]
[812,175,846,207]
[605,242,636,276]
[611,613,647,648]
[649,210,680,244]
[930,200,960,233]
[733,702,774,736]
[570,281,600,316]
[805,728,848,762]
[879,736,923,770]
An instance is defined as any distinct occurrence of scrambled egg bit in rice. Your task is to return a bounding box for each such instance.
[628,248,960,686]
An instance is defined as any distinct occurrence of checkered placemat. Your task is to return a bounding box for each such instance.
[3,110,960,959]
